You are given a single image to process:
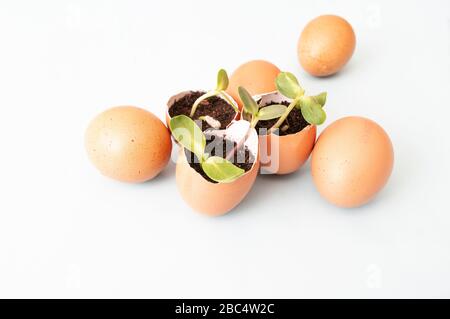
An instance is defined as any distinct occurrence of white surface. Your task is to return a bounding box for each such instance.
[0,0,449,298]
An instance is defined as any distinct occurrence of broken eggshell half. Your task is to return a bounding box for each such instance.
[245,91,317,175]
[175,120,259,216]
[166,90,240,132]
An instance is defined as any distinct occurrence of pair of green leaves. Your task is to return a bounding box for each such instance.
[275,72,327,125]
[238,87,288,125]
[275,72,305,99]
[190,69,237,117]
[170,115,245,183]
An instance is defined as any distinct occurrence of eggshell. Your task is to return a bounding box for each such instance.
[298,15,356,77]
[247,92,316,175]
[166,90,239,129]
[176,120,259,216]
[311,116,394,208]
[227,60,280,110]
[85,106,172,183]
[259,127,316,175]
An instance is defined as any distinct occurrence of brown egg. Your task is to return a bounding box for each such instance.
[298,15,356,77]
[247,92,317,175]
[311,117,394,208]
[85,106,172,183]
[227,60,280,110]
[176,121,259,216]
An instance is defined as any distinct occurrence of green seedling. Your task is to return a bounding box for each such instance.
[170,115,245,183]
[269,72,327,134]
[223,86,287,161]
[189,69,238,118]
[239,86,288,129]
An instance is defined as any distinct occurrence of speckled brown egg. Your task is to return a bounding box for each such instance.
[85,106,172,183]
[311,117,394,208]
[298,15,356,77]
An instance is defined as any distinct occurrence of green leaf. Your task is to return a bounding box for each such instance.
[169,115,205,161]
[216,69,229,91]
[312,92,327,107]
[201,156,245,183]
[276,72,304,99]
[257,104,287,121]
[238,86,258,116]
[299,97,326,125]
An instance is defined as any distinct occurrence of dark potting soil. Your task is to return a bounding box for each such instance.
[254,101,309,136]
[184,136,255,183]
[169,91,236,130]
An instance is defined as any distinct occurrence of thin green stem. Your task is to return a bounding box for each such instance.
[269,98,299,134]
[190,91,218,117]
[250,116,259,129]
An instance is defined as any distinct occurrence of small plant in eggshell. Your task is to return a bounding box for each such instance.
[172,116,261,216]
[191,69,238,129]
[238,86,288,130]
[224,87,287,161]
[270,72,327,132]
[167,69,239,132]
[169,115,245,183]
[241,72,328,175]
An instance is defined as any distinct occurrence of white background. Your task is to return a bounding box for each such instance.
[0,0,449,298]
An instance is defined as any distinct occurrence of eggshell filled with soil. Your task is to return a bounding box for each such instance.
[244,92,316,175]
[85,106,172,183]
[227,60,280,110]
[298,15,356,77]
[175,120,259,216]
[311,116,394,208]
[166,90,239,131]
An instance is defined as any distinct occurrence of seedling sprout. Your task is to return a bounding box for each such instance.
[189,69,238,118]
[170,115,245,183]
[269,72,327,134]
[224,86,287,160]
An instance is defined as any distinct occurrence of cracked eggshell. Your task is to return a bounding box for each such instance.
[175,120,259,216]
[311,116,394,208]
[246,92,316,175]
[227,60,281,110]
[166,90,239,130]
[85,106,172,183]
